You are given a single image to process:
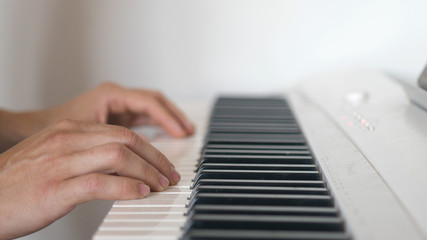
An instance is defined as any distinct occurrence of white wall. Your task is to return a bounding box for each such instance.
[2,0,427,111]
[1,0,427,239]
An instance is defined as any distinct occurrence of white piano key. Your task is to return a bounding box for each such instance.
[176,171,196,176]
[167,185,191,189]
[109,206,185,213]
[177,175,194,183]
[113,203,186,207]
[147,187,191,194]
[100,221,183,229]
[115,195,188,206]
[108,211,184,215]
[117,195,188,204]
[100,226,181,231]
[149,192,190,195]
[104,215,185,221]
[94,103,207,240]
[94,230,182,240]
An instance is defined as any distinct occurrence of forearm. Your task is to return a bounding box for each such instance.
[0,109,49,152]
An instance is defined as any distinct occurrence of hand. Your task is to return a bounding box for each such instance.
[0,119,181,239]
[0,82,194,151]
[46,82,195,137]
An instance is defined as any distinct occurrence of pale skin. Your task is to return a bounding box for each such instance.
[0,82,194,240]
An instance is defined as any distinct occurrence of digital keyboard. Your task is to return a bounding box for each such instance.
[94,70,427,240]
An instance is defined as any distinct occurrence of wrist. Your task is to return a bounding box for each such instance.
[0,109,49,151]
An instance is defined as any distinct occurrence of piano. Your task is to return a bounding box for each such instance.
[93,69,427,240]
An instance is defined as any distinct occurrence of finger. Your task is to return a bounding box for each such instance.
[101,128,181,185]
[144,90,195,135]
[59,173,151,206]
[41,122,181,185]
[59,142,170,191]
[106,128,181,185]
[136,133,149,142]
[122,89,189,138]
[49,118,114,132]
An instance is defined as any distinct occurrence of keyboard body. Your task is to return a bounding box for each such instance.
[93,70,427,240]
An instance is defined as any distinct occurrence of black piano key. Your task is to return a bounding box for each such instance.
[192,170,320,185]
[183,229,351,240]
[209,122,299,127]
[211,114,295,120]
[209,127,301,134]
[198,156,313,165]
[186,205,339,217]
[213,105,290,110]
[207,133,304,139]
[203,149,311,156]
[190,186,329,197]
[212,109,292,115]
[215,100,286,107]
[204,144,309,150]
[216,96,284,101]
[191,179,326,189]
[196,163,317,171]
[207,138,306,145]
[201,154,312,159]
[185,214,344,232]
[213,104,289,109]
[187,193,333,208]
[210,118,296,124]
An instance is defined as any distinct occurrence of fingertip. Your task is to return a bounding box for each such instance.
[136,133,149,142]
[170,127,188,138]
[138,183,150,198]
[158,174,170,191]
[177,116,194,136]
[170,168,181,185]
[179,122,196,137]
[186,122,195,135]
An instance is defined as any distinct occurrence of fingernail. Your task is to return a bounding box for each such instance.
[171,168,181,184]
[159,174,169,189]
[189,122,195,131]
[185,122,195,134]
[172,122,186,137]
[138,184,150,197]
[137,133,149,141]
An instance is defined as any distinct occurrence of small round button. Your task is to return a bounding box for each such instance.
[345,91,369,107]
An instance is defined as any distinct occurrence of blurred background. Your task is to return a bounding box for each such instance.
[0,0,426,239]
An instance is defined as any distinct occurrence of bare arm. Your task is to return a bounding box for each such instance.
[0,109,49,152]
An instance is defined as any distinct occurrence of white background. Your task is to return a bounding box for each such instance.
[0,0,426,239]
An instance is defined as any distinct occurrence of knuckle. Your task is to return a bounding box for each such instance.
[128,131,139,147]
[150,90,163,98]
[106,143,128,163]
[100,81,118,89]
[142,94,155,104]
[118,127,138,147]
[143,95,161,109]
[141,162,155,178]
[156,150,168,166]
[118,181,141,199]
[117,181,131,197]
[53,118,77,129]
[83,174,102,198]
[45,130,72,144]
[39,152,58,166]
[98,82,120,92]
